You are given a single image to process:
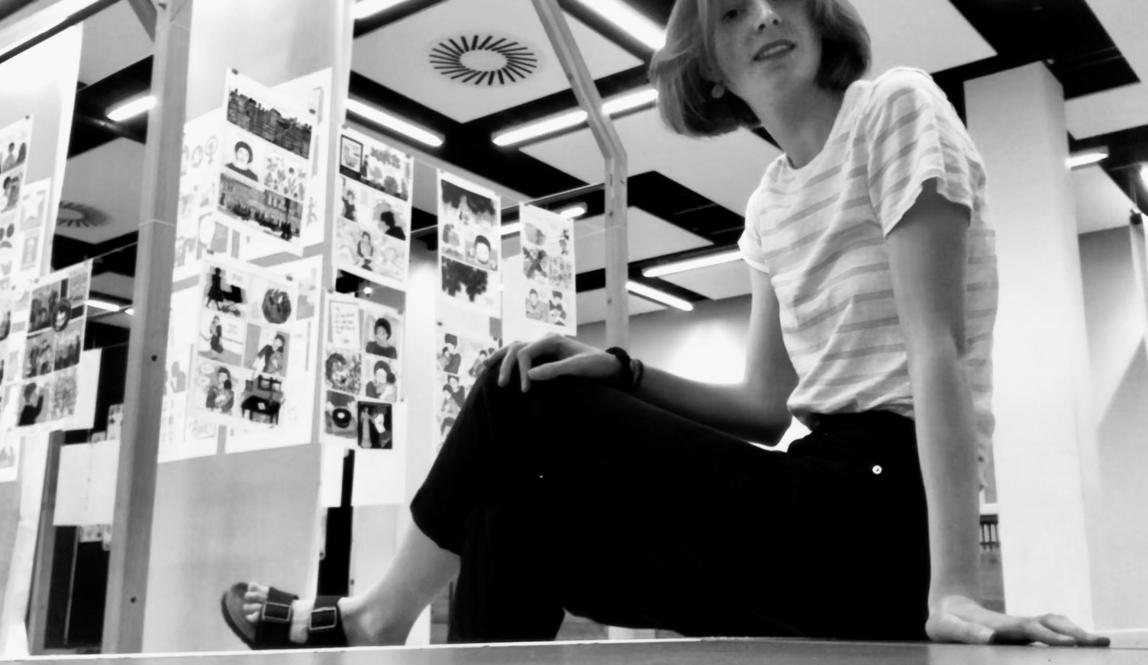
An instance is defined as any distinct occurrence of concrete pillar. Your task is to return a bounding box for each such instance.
[964,64,1104,626]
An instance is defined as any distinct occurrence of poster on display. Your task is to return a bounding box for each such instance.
[0,117,33,257]
[215,70,316,254]
[516,205,576,334]
[224,254,322,454]
[158,287,219,463]
[188,258,298,430]
[174,111,229,283]
[0,178,51,291]
[16,260,90,429]
[433,321,498,448]
[351,406,406,506]
[0,369,18,481]
[334,128,413,289]
[437,172,501,316]
[321,293,404,449]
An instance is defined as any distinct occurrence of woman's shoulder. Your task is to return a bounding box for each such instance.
[861,67,950,121]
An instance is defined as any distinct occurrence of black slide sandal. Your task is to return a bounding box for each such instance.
[220,582,348,649]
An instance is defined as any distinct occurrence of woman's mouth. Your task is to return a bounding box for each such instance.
[753,40,796,62]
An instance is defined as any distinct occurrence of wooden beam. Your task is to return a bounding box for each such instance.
[531,0,629,349]
[26,431,64,653]
[101,0,191,652]
[125,0,154,41]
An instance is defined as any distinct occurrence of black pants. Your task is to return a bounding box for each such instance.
[410,367,931,643]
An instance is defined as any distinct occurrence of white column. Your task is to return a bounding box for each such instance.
[964,64,1104,626]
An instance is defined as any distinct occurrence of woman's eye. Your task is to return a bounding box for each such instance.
[722,8,740,21]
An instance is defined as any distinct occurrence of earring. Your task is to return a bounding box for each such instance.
[711,82,726,99]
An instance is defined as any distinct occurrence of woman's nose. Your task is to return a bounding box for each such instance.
[752,0,782,30]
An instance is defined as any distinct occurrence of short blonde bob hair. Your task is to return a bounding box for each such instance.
[649,0,871,137]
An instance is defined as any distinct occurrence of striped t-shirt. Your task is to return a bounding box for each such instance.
[738,67,998,475]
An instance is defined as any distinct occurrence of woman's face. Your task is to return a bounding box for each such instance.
[235,146,251,166]
[216,369,228,384]
[274,336,284,351]
[711,0,821,103]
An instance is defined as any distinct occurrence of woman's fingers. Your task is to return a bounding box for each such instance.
[1038,614,1110,647]
[527,355,594,382]
[497,342,521,387]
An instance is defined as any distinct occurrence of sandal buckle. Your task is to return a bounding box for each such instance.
[261,601,293,625]
[309,606,338,632]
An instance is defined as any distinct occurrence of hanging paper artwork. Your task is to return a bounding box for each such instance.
[334,128,413,289]
[0,177,52,291]
[188,258,298,429]
[321,293,404,449]
[16,260,91,428]
[216,70,316,253]
[174,111,229,283]
[518,204,576,334]
[437,172,501,316]
[433,322,499,448]
[0,118,33,263]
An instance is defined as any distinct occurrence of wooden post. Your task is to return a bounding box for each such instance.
[531,0,629,350]
[25,431,64,653]
[101,0,192,652]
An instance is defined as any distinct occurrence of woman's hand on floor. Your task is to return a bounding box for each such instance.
[486,334,620,392]
[926,594,1109,647]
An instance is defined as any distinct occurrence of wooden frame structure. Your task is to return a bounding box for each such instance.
[0,0,633,652]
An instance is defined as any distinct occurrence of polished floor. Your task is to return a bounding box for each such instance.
[19,638,1148,664]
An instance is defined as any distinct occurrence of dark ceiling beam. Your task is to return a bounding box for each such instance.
[125,0,155,40]
[352,0,446,39]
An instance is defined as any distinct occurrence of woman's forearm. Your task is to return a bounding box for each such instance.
[910,346,982,606]
[632,365,791,444]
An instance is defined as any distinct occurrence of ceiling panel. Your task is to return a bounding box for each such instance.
[574,207,711,273]
[576,287,664,326]
[660,260,751,302]
[351,0,640,124]
[78,1,151,86]
[1066,0,1148,138]
[854,0,995,76]
[1072,165,1136,235]
[58,138,145,243]
[524,108,781,215]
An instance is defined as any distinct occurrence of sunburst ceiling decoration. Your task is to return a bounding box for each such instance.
[56,201,109,229]
[430,34,540,86]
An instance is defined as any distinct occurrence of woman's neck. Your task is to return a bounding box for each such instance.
[749,85,846,169]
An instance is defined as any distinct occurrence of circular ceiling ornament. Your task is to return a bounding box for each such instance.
[430,34,540,87]
[56,201,109,229]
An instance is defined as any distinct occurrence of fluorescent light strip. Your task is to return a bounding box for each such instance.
[495,87,658,148]
[570,0,666,50]
[493,110,588,147]
[347,99,444,148]
[500,222,522,236]
[601,87,658,116]
[86,298,125,312]
[1141,165,1148,191]
[626,281,694,312]
[642,249,743,278]
[559,204,587,219]
[353,0,409,21]
[107,95,156,122]
[1066,150,1108,170]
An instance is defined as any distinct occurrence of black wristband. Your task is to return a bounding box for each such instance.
[604,347,634,392]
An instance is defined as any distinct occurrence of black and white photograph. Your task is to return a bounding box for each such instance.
[16,379,49,427]
[201,264,248,316]
[244,326,289,378]
[323,389,356,442]
[356,401,392,450]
